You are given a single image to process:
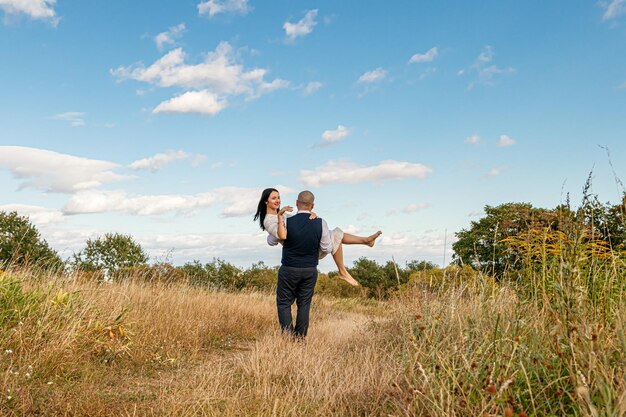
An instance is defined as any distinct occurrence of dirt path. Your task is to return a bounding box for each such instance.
[134,308,395,416]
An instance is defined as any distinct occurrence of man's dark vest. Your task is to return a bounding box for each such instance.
[281,213,322,268]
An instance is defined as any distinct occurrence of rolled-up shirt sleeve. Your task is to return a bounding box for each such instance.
[319,218,333,254]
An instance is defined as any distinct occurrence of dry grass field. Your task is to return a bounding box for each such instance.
[0,270,401,416]
[1,265,625,416]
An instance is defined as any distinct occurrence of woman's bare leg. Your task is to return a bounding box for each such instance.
[342,230,382,247]
[333,243,359,286]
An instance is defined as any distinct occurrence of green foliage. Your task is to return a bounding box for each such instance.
[315,272,362,298]
[71,233,149,279]
[452,180,626,282]
[175,258,439,298]
[348,257,430,299]
[405,259,437,272]
[115,262,188,284]
[452,203,557,278]
[0,275,45,329]
[0,211,62,270]
[239,261,278,291]
[180,258,244,290]
[574,188,626,251]
[451,179,626,314]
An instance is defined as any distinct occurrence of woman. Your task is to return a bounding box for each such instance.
[254,188,381,286]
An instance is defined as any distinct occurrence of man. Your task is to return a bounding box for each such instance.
[274,190,332,338]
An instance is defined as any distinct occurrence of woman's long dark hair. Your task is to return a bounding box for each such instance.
[254,188,279,230]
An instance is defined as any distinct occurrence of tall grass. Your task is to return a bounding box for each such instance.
[396,226,626,416]
[1,254,624,416]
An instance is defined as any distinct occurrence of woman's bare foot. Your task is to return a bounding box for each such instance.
[365,231,382,247]
[338,270,360,287]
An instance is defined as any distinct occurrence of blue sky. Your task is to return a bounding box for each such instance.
[1,0,625,270]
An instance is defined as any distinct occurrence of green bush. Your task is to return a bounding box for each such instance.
[239,262,277,291]
[0,274,45,329]
[315,272,362,298]
[114,262,187,284]
[348,257,431,299]
[180,258,244,290]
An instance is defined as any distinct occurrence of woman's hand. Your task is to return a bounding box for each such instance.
[309,211,317,220]
[278,205,293,216]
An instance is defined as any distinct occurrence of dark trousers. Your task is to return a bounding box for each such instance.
[276,265,318,338]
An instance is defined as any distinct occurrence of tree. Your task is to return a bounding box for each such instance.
[0,211,62,270]
[576,193,626,250]
[605,195,626,249]
[72,233,148,279]
[452,203,557,278]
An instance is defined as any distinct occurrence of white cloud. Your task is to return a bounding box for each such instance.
[153,90,228,116]
[50,112,85,127]
[357,67,387,84]
[63,185,295,218]
[284,9,318,41]
[250,78,290,100]
[0,146,132,193]
[387,203,429,215]
[214,185,295,218]
[112,42,288,115]
[143,231,275,266]
[46,227,98,254]
[147,232,258,252]
[64,190,219,216]
[409,47,438,64]
[0,204,64,225]
[316,125,350,147]
[198,0,250,17]
[464,46,515,90]
[487,167,503,177]
[129,150,206,172]
[603,0,626,20]
[465,134,481,145]
[155,23,185,51]
[303,81,322,95]
[497,134,516,147]
[338,230,452,268]
[0,0,57,23]
[214,186,267,218]
[343,224,360,234]
[299,159,432,187]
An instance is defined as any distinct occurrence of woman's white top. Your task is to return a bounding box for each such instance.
[264,213,343,257]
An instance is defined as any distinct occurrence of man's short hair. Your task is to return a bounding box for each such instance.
[297,190,315,207]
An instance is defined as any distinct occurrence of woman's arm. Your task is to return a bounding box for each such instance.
[276,205,292,240]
